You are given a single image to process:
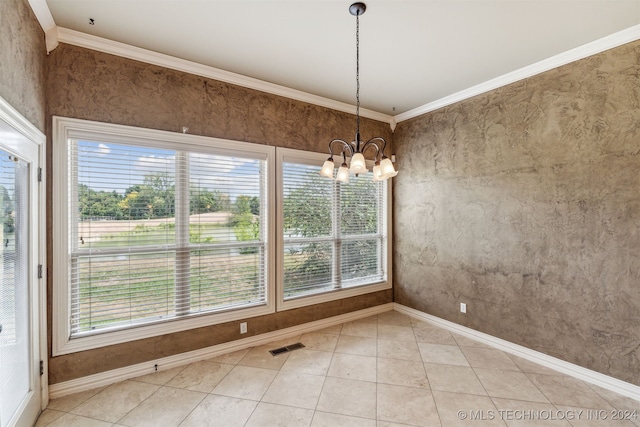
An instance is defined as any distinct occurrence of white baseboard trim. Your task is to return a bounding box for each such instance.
[394,303,640,401]
[48,303,393,399]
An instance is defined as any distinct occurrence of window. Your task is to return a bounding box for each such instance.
[277,148,391,310]
[53,118,275,355]
[53,119,391,355]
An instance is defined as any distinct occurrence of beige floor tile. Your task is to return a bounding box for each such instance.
[507,354,561,376]
[34,409,65,427]
[46,387,106,412]
[238,345,291,370]
[432,390,505,426]
[452,333,493,348]
[245,402,314,427]
[377,422,418,427]
[299,332,339,352]
[280,349,333,376]
[335,335,378,356]
[209,348,251,364]
[356,315,379,324]
[71,380,160,423]
[261,372,325,409]
[492,398,572,427]
[474,368,549,403]
[376,311,412,326]
[418,342,470,366]
[46,413,113,427]
[413,325,457,345]
[377,339,422,361]
[211,365,278,400]
[341,321,377,338]
[526,374,616,409]
[377,358,429,389]
[377,383,441,426]
[178,394,257,427]
[316,377,377,419]
[133,365,186,385]
[165,360,233,392]
[39,310,635,427]
[425,363,487,395]
[311,411,376,426]
[377,324,416,342]
[118,386,205,427]
[460,347,520,371]
[315,324,343,335]
[328,353,377,382]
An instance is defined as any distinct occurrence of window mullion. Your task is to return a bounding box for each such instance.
[175,151,190,316]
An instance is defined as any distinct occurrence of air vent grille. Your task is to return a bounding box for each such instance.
[269,342,306,356]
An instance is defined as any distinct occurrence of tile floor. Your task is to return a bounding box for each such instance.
[36,311,639,427]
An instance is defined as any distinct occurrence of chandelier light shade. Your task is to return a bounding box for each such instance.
[319,2,398,181]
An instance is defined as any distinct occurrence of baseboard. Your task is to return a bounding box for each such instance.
[394,303,640,401]
[48,303,393,399]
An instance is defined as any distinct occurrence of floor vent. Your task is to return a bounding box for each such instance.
[269,342,305,356]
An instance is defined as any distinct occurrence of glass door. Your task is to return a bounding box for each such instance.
[0,114,41,427]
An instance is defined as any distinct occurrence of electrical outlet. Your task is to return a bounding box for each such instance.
[240,322,247,334]
[460,303,467,314]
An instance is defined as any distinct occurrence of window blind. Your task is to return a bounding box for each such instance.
[282,161,386,300]
[68,140,268,337]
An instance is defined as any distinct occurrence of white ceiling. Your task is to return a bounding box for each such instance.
[43,0,640,117]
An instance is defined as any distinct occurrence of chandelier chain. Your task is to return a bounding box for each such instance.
[355,12,360,142]
[319,3,398,182]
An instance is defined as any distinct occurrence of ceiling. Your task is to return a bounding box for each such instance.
[43,0,640,117]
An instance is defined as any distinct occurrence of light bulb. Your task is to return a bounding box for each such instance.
[319,158,335,178]
[336,163,350,183]
[349,152,368,175]
[372,163,382,181]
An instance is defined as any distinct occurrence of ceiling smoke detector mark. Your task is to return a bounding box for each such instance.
[89,18,95,25]
[269,342,306,356]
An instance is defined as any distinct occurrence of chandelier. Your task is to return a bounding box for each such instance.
[319,2,398,183]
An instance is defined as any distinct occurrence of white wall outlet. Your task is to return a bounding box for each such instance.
[460,303,467,314]
[240,322,247,334]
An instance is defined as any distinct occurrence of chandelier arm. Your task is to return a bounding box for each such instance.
[328,139,354,158]
[360,139,381,159]
[363,137,387,160]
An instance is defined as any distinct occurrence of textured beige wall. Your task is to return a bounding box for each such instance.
[46,43,393,384]
[0,0,46,131]
[393,41,640,385]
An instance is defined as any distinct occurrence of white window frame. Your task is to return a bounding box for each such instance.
[52,117,276,356]
[276,147,392,311]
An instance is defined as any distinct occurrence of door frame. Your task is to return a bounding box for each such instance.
[0,96,47,421]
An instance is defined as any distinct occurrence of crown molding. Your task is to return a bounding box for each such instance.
[27,0,58,53]
[393,24,640,123]
[27,0,55,31]
[23,0,640,128]
[55,27,393,125]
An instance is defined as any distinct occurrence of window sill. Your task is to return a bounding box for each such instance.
[276,280,392,312]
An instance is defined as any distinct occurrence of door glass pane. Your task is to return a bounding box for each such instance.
[0,151,30,427]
